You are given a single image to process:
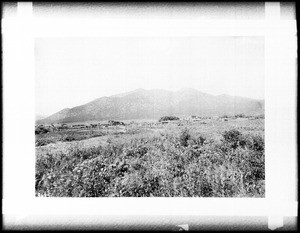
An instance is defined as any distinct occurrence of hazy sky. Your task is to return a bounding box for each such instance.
[35,37,264,116]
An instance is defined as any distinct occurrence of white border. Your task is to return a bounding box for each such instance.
[2,1,297,226]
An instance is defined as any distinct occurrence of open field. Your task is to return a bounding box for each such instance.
[36,118,264,197]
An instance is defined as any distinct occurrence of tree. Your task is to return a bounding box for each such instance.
[158,116,180,122]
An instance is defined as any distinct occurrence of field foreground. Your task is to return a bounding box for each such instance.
[36,119,265,197]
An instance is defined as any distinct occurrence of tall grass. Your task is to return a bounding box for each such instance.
[36,128,264,197]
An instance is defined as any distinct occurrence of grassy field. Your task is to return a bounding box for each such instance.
[35,118,264,197]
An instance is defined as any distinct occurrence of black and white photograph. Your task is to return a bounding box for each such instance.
[35,36,265,198]
[2,1,297,231]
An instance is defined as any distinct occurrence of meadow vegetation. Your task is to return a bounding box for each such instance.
[35,130,106,146]
[36,119,264,197]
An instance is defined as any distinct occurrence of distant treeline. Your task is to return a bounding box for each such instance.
[158,114,264,122]
[158,116,180,122]
[220,113,264,119]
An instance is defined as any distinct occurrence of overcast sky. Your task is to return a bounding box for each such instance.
[35,36,264,116]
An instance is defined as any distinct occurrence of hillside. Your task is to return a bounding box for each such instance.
[35,114,48,121]
[37,88,264,124]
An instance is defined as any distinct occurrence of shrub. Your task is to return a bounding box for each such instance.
[62,135,76,142]
[158,116,180,122]
[256,114,265,119]
[179,128,191,147]
[196,135,206,146]
[251,134,264,152]
[221,114,229,118]
[35,126,50,135]
[237,133,264,152]
[235,113,245,118]
[36,138,55,146]
[222,129,243,149]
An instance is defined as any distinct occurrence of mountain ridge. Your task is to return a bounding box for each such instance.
[37,88,264,124]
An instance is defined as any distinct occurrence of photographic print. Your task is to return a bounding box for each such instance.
[3,1,297,231]
[35,36,265,197]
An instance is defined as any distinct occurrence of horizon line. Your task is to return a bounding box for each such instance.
[37,87,265,117]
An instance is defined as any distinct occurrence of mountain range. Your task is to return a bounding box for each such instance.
[37,88,264,124]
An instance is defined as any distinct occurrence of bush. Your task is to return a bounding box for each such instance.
[63,135,76,142]
[256,114,265,119]
[234,113,245,118]
[179,128,191,147]
[222,129,243,149]
[36,138,55,146]
[221,114,229,118]
[250,134,264,152]
[35,126,50,135]
[195,135,206,146]
[158,116,180,122]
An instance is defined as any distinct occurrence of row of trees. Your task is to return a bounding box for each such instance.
[158,116,180,122]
